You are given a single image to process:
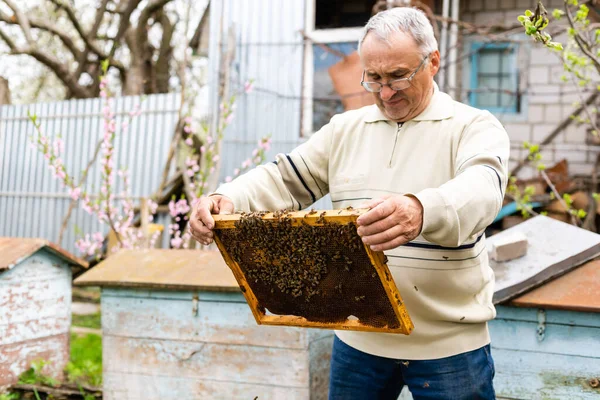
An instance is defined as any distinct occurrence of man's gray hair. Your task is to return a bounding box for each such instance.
[358,7,438,56]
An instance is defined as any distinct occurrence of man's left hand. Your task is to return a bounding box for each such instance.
[356,195,424,251]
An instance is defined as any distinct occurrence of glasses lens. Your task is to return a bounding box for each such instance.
[362,82,381,93]
[389,80,410,91]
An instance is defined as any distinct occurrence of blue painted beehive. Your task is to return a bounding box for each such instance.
[0,237,88,388]
[74,249,333,400]
[490,258,600,399]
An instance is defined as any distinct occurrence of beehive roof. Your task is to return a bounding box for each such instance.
[74,249,239,291]
[0,237,89,272]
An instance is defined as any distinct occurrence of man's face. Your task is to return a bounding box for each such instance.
[360,32,440,122]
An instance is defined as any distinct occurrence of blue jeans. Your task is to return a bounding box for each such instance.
[329,336,496,400]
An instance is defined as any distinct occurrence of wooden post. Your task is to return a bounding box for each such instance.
[141,198,149,248]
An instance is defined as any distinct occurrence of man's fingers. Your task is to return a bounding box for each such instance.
[196,197,216,229]
[356,215,396,237]
[218,198,235,215]
[357,200,394,226]
[361,224,406,246]
[358,197,386,209]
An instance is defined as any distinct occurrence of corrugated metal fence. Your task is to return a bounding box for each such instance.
[0,93,181,253]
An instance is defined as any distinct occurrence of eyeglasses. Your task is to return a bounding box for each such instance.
[361,54,430,93]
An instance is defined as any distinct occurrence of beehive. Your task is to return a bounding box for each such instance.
[213,208,413,334]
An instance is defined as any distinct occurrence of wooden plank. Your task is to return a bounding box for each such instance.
[492,347,600,399]
[103,336,310,388]
[212,210,413,334]
[74,250,240,291]
[495,306,600,329]
[102,287,247,303]
[0,333,69,387]
[489,317,600,358]
[511,260,600,312]
[101,295,308,349]
[0,255,71,344]
[102,372,310,400]
[488,216,600,304]
[212,209,366,229]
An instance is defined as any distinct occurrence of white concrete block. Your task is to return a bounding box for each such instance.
[528,66,550,85]
[544,104,563,123]
[490,232,528,262]
[532,123,557,143]
[528,105,545,123]
[504,123,532,143]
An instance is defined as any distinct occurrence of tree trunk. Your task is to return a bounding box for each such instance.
[0,76,11,104]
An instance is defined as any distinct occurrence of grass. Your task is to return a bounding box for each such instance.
[66,333,103,388]
[71,313,101,330]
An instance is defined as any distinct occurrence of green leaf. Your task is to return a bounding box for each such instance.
[525,9,533,17]
[518,15,526,22]
[552,9,564,19]
[101,59,109,73]
[577,209,588,219]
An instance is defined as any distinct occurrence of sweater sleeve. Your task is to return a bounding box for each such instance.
[413,111,510,247]
[213,117,334,212]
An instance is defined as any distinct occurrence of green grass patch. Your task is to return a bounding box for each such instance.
[71,313,101,330]
[66,333,102,387]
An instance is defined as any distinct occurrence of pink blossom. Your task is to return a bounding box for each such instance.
[212,155,220,163]
[244,80,254,94]
[224,113,234,125]
[184,116,193,125]
[234,168,240,176]
[69,187,81,201]
[171,236,183,249]
[200,146,206,154]
[122,121,129,130]
[206,136,213,145]
[210,167,215,174]
[219,103,225,112]
[241,159,251,169]
[225,176,232,183]
[253,156,261,164]
[259,137,272,151]
[184,125,192,133]
[187,169,195,177]
[252,149,259,157]
[185,138,193,146]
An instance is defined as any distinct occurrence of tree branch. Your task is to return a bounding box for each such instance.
[0,10,82,59]
[190,1,209,52]
[3,0,34,44]
[75,0,110,78]
[565,2,600,74]
[155,10,174,93]
[0,25,18,50]
[107,0,144,59]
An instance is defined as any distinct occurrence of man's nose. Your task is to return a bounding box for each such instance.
[379,85,396,101]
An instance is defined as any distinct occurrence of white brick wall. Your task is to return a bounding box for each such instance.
[460,1,597,178]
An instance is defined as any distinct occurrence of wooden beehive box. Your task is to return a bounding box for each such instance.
[212,209,413,335]
[74,249,335,400]
[487,217,600,399]
[0,237,88,388]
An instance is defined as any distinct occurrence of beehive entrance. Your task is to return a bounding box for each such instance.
[212,209,413,334]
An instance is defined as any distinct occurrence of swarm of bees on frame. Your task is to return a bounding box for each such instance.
[218,208,365,303]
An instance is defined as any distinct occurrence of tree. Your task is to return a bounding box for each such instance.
[0,0,209,100]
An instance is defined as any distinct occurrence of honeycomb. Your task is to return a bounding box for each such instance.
[213,209,413,334]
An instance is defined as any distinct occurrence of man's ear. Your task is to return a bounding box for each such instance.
[429,50,441,77]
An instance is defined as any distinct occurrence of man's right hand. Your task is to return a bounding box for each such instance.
[189,195,234,245]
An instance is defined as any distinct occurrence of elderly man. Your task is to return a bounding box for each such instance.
[190,6,508,400]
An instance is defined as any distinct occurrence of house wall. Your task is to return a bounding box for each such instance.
[460,0,596,179]
[100,287,334,400]
[0,250,71,386]
[489,305,600,399]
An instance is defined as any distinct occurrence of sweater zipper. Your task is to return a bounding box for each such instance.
[388,122,404,168]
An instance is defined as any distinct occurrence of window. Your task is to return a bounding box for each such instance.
[469,42,520,114]
[302,0,377,136]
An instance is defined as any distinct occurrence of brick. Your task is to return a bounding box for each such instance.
[544,104,563,123]
[529,84,560,105]
[504,10,524,25]
[469,0,484,12]
[563,125,588,144]
[569,162,593,175]
[530,46,561,66]
[484,0,500,11]
[504,123,532,143]
[474,11,504,25]
[528,66,549,85]
[532,123,557,143]
[499,0,516,10]
[528,105,545,123]
[490,232,528,262]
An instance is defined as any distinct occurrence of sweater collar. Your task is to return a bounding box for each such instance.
[364,82,455,123]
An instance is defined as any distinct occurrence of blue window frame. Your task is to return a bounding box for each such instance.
[469,42,520,114]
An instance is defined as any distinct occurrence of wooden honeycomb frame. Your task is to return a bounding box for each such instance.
[212,209,414,334]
